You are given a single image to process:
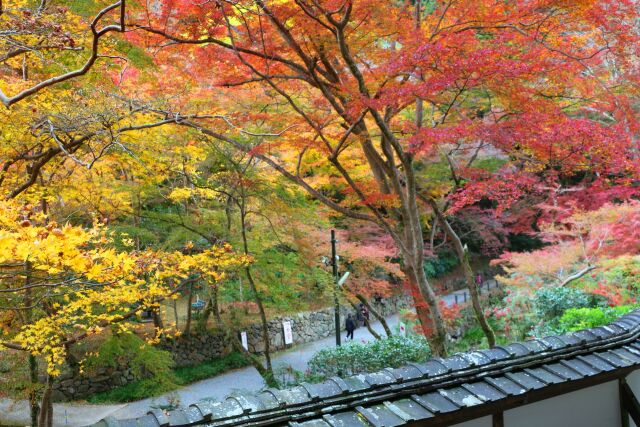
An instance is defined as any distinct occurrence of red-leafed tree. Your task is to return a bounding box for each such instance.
[119,0,640,355]
[495,201,640,292]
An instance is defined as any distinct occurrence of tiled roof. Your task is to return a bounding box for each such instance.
[92,310,640,427]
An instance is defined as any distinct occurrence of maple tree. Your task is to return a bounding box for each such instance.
[0,199,248,426]
[112,0,640,354]
[496,201,640,290]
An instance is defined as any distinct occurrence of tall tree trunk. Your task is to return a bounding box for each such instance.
[23,262,39,426]
[197,297,213,332]
[430,201,496,347]
[213,285,223,328]
[240,208,273,373]
[401,157,448,356]
[404,258,448,356]
[183,280,194,335]
[409,0,448,354]
[173,299,179,330]
[152,307,164,330]
[29,354,39,427]
[37,375,53,427]
[355,294,392,337]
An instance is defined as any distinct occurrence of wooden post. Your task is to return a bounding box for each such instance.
[620,378,640,427]
[493,411,504,427]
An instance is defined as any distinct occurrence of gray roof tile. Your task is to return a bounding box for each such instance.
[542,363,584,381]
[363,370,398,387]
[521,339,550,353]
[439,387,485,407]
[572,329,600,343]
[540,335,570,350]
[412,392,460,413]
[390,365,424,381]
[560,359,600,376]
[147,409,168,427]
[289,420,332,427]
[613,347,640,364]
[461,381,506,402]
[459,351,493,367]
[390,398,434,421]
[323,412,371,426]
[226,394,266,413]
[484,376,528,396]
[415,359,451,376]
[523,367,564,385]
[595,350,634,368]
[357,404,405,427]
[504,372,546,391]
[167,409,190,426]
[301,381,344,400]
[505,342,533,356]
[577,354,617,372]
[479,347,512,362]
[441,354,473,371]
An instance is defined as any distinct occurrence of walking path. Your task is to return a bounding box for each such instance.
[0,280,498,426]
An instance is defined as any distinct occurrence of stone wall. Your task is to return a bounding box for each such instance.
[161,293,413,367]
[52,293,412,401]
[51,365,135,402]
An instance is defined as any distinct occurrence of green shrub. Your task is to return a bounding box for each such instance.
[423,250,459,279]
[173,352,249,384]
[87,377,178,403]
[83,332,176,382]
[533,287,604,320]
[87,352,249,403]
[307,335,430,379]
[557,306,636,332]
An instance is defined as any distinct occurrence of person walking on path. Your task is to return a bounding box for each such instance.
[475,273,483,287]
[356,303,365,327]
[360,304,370,328]
[346,314,356,340]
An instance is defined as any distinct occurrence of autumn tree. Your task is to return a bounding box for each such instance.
[0,199,247,427]
[119,0,640,354]
[496,201,640,290]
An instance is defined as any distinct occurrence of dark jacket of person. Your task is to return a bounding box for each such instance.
[346,315,356,332]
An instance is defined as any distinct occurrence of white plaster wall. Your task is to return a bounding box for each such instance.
[627,370,640,395]
[451,416,492,427]
[503,381,620,427]
[624,371,640,427]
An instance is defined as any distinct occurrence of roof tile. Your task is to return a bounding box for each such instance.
[484,376,528,396]
[523,367,564,385]
[412,392,460,414]
[542,363,584,381]
[504,372,546,391]
[301,381,344,400]
[323,412,371,426]
[461,381,506,402]
[390,399,434,421]
[357,404,405,427]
